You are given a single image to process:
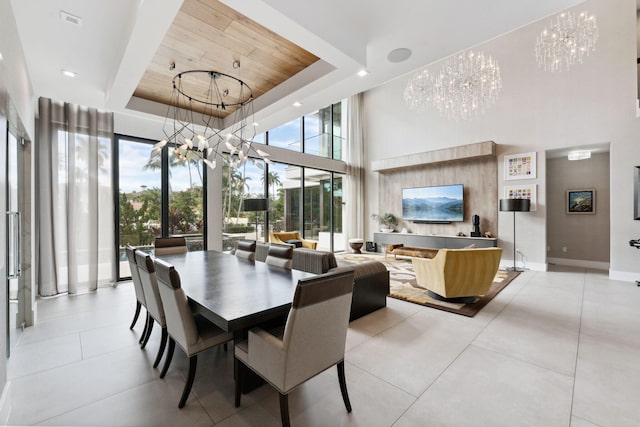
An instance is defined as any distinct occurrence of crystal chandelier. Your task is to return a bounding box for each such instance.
[151,64,271,170]
[535,11,598,72]
[404,50,502,120]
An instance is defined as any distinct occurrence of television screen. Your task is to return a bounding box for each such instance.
[402,184,464,222]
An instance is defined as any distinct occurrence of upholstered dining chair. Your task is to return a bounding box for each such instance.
[154,236,188,256]
[125,245,148,343]
[265,244,293,269]
[153,257,234,409]
[235,239,257,261]
[234,269,355,427]
[134,250,168,370]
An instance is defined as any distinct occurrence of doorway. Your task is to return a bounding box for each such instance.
[545,143,611,270]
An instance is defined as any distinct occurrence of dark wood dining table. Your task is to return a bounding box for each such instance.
[157,250,315,339]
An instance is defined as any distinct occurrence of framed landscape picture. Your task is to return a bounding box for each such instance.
[504,152,537,180]
[504,184,537,211]
[567,189,595,214]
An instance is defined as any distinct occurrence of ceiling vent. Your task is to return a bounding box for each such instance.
[60,10,82,27]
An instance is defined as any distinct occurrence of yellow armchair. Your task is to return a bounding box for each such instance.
[269,231,318,249]
[412,247,502,302]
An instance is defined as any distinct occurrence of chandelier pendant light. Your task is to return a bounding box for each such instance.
[535,11,598,72]
[404,49,502,120]
[151,64,271,170]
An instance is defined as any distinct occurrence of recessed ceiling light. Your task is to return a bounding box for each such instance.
[293,101,302,107]
[357,69,369,77]
[387,48,412,63]
[568,150,591,160]
[62,69,77,78]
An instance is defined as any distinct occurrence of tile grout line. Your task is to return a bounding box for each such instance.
[568,269,588,427]
[390,270,533,426]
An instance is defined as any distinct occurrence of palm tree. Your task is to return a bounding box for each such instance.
[262,171,281,199]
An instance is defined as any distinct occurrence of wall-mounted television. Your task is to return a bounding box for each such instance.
[402,184,464,223]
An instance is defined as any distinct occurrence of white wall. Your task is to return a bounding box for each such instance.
[0,1,35,141]
[363,0,640,279]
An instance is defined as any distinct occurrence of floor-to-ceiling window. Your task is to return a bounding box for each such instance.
[117,137,161,277]
[115,135,205,279]
[221,156,266,251]
[218,100,348,252]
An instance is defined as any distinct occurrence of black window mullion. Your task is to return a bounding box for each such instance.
[161,147,169,237]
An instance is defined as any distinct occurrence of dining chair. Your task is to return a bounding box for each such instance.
[234,269,355,427]
[125,245,148,343]
[265,244,293,269]
[134,250,168,369]
[154,236,188,256]
[235,239,257,261]
[153,257,234,408]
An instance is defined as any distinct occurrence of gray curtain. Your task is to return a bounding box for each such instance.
[345,93,365,244]
[36,97,115,296]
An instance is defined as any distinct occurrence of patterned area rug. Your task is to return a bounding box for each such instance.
[336,252,519,317]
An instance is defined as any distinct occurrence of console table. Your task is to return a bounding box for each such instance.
[373,232,497,250]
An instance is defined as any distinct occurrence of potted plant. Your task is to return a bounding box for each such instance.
[371,212,398,232]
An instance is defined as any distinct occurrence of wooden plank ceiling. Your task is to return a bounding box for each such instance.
[133,0,319,118]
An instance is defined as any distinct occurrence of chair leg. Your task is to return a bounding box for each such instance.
[279,393,291,427]
[139,312,149,344]
[129,301,141,330]
[234,358,242,408]
[140,314,154,349]
[178,355,198,409]
[337,361,352,413]
[160,338,175,379]
[153,327,168,368]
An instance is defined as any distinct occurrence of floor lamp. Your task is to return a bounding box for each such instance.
[242,198,268,241]
[499,198,531,271]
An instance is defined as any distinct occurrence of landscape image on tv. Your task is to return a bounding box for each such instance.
[402,184,464,222]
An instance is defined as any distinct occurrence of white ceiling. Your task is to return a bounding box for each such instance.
[9,0,587,132]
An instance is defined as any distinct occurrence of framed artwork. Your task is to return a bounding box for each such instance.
[567,189,595,214]
[504,184,537,211]
[504,152,537,180]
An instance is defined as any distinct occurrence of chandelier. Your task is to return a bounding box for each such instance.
[535,11,598,72]
[151,64,271,170]
[404,50,502,120]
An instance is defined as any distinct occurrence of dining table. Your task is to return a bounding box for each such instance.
[157,249,315,340]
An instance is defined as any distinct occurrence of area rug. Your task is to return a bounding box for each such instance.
[336,253,519,317]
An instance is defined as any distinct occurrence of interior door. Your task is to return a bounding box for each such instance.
[6,127,24,356]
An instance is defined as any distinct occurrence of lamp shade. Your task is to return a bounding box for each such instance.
[243,198,268,212]
[499,198,531,212]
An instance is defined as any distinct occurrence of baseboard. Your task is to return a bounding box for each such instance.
[609,269,640,283]
[0,381,11,425]
[500,260,547,272]
[547,257,609,271]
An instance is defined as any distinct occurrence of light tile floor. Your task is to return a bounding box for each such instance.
[5,265,640,426]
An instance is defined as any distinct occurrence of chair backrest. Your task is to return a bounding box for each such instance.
[134,250,165,326]
[280,269,354,390]
[154,237,188,256]
[269,231,300,245]
[413,247,502,297]
[292,248,337,274]
[265,244,293,269]
[235,240,256,261]
[255,242,270,262]
[125,245,145,305]
[153,257,200,349]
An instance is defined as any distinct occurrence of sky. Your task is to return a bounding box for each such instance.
[117,115,321,196]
